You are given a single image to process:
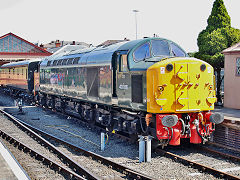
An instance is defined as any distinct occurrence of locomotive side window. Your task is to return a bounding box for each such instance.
[170,43,186,57]
[151,40,170,56]
[73,57,80,64]
[62,59,68,65]
[133,43,150,62]
[120,55,128,72]
[53,60,58,66]
[67,58,74,65]
[47,61,51,66]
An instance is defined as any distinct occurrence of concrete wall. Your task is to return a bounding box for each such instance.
[224,53,240,109]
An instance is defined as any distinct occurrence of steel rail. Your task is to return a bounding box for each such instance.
[0,109,100,180]
[0,129,85,180]
[198,145,240,163]
[207,141,240,153]
[155,148,240,180]
[1,109,154,180]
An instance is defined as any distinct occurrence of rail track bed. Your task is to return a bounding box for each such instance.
[156,145,240,179]
[0,92,238,179]
[0,109,154,180]
[0,113,83,179]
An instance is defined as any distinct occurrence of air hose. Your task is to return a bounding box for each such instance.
[179,118,185,135]
[164,127,173,144]
[196,124,208,143]
[140,117,148,134]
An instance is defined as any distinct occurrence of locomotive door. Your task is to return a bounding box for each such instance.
[175,63,189,111]
[175,62,200,111]
[115,52,131,107]
[188,62,200,111]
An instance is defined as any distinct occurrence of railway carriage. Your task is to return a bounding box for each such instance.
[0,59,40,95]
[0,37,224,146]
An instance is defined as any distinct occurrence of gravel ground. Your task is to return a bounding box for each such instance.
[0,114,66,180]
[0,106,127,179]
[0,92,222,179]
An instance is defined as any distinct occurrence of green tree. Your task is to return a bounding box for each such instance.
[195,0,240,104]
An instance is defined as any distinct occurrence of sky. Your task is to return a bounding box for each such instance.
[0,0,239,52]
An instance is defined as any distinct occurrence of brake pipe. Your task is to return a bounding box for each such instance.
[179,118,185,135]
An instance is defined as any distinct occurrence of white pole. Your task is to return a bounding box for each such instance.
[146,136,152,162]
[101,132,105,151]
[139,135,145,163]
[133,10,139,39]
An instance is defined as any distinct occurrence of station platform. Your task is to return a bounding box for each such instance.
[0,139,30,180]
[212,106,240,150]
[214,106,240,130]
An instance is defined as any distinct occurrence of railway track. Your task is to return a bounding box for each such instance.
[156,146,240,179]
[1,92,240,179]
[0,109,154,180]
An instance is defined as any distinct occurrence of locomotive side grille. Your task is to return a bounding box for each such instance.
[87,67,99,97]
[131,75,143,103]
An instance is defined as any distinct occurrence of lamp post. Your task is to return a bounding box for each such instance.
[133,10,139,39]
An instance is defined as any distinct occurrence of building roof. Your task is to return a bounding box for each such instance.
[0,32,52,56]
[97,39,129,47]
[222,42,240,54]
[42,40,90,49]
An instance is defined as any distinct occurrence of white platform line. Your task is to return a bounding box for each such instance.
[0,140,30,180]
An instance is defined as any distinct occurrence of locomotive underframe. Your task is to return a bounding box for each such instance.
[38,92,155,139]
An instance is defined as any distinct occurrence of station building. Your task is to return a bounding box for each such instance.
[222,42,240,109]
[0,32,52,66]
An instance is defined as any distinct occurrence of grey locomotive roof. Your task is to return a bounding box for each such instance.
[40,37,187,67]
[1,58,42,68]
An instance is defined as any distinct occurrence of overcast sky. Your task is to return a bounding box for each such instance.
[0,0,239,52]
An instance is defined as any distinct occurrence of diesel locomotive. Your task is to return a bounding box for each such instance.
[0,37,224,146]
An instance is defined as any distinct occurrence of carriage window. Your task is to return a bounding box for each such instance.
[151,40,170,56]
[120,55,128,72]
[133,43,150,62]
[170,43,186,57]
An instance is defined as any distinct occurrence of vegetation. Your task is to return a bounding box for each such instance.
[194,0,240,103]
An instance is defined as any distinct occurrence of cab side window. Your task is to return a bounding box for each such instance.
[120,55,128,72]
